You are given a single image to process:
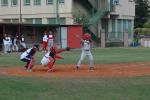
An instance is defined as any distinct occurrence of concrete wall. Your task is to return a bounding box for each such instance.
[0,0,73,24]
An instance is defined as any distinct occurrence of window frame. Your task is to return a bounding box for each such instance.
[24,0,30,6]
[46,0,53,5]
[34,0,41,5]
[11,0,18,6]
[59,0,64,4]
[1,0,8,6]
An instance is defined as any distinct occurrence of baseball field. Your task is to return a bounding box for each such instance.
[0,47,150,100]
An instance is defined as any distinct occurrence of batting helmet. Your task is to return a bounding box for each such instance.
[83,33,91,40]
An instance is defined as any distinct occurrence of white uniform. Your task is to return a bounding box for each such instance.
[77,40,94,68]
[3,37,9,53]
[20,48,32,60]
[41,52,52,65]
[20,37,26,48]
[47,35,54,51]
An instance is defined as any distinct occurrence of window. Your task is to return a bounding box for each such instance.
[25,18,33,24]
[46,0,53,4]
[113,0,119,5]
[24,0,30,6]
[59,0,64,4]
[35,18,42,24]
[59,18,66,24]
[1,0,8,6]
[12,19,19,23]
[3,19,11,22]
[34,0,41,5]
[11,0,17,6]
[47,18,56,24]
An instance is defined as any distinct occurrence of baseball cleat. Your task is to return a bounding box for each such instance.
[89,67,94,71]
[76,66,80,70]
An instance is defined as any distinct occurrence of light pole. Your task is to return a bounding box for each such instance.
[19,0,22,35]
[20,0,22,23]
[56,0,59,24]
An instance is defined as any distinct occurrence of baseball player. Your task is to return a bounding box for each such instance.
[76,33,94,70]
[41,46,70,72]
[47,32,54,52]
[42,32,48,52]
[20,45,38,72]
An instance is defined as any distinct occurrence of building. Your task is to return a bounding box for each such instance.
[0,0,135,48]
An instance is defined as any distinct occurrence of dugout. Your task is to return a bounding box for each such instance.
[0,23,83,50]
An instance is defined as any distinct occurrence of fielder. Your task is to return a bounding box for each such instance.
[20,45,38,71]
[76,33,94,70]
[41,46,70,72]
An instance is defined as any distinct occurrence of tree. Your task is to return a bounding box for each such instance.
[135,0,150,28]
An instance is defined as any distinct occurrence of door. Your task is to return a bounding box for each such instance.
[60,27,67,48]
[67,26,83,48]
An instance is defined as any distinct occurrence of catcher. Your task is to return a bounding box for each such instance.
[20,44,38,72]
[41,46,70,72]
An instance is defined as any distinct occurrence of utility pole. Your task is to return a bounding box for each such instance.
[19,0,22,35]
[19,0,22,23]
[56,0,59,24]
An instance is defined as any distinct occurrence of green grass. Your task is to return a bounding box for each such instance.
[1,47,150,67]
[0,76,150,100]
[1,47,150,100]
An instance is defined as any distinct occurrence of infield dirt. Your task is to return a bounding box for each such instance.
[0,62,150,78]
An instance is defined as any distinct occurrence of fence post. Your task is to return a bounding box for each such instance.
[101,30,105,48]
[124,29,128,47]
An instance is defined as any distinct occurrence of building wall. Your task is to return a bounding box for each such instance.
[0,0,73,24]
[110,0,135,19]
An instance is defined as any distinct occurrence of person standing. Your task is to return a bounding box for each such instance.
[3,34,9,54]
[20,34,26,49]
[42,32,48,52]
[12,35,19,52]
[47,31,54,52]
[76,33,94,70]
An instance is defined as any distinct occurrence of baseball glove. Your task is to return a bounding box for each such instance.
[65,47,71,51]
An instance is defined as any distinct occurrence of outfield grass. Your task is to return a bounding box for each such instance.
[1,47,150,67]
[1,47,150,100]
[0,76,150,100]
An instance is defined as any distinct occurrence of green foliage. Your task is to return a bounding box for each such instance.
[134,28,150,35]
[135,0,150,28]
[144,17,150,28]
[73,10,89,25]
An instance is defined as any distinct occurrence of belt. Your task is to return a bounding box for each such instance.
[84,50,89,51]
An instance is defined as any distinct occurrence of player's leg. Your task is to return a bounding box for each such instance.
[27,58,34,71]
[21,58,30,69]
[76,51,85,69]
[47,58,55,72]
[88,52,94,70]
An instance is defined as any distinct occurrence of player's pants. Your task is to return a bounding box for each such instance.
[21,57,34,69]
[21,58,30,69]
[42,41,47,51]
[3,44,9,53]
[20,42,26,48]
[12,44,18,52]
[41,57,55,70]
[77,50,94,68]
[48,40,54,51]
